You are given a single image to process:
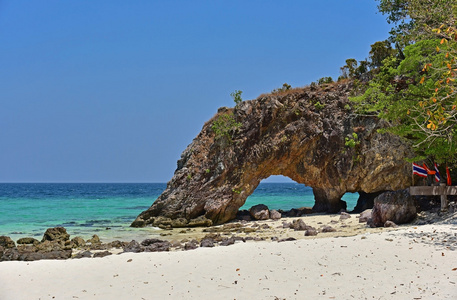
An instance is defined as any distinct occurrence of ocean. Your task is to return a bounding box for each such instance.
[0,183,358,243]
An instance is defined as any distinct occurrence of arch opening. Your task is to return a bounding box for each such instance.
[240,175,314,212]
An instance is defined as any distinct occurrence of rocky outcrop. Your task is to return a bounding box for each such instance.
[132,81,412,228]
[369,189,417,227]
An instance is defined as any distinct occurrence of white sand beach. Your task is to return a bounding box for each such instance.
[1,216,456,300]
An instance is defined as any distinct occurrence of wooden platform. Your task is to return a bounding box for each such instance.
[409,185,456,211]
[409,186,457,196]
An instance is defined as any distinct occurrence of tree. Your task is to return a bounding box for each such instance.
[369,40,395,68]
[340,58,358,79]
[231,90,243,105]
[353,1,457,165]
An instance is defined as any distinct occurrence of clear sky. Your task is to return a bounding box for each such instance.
[0,0,392,183]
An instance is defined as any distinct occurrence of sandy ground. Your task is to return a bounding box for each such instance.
[1,215,456,300]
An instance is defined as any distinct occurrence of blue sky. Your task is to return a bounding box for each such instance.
[0,0,392,183]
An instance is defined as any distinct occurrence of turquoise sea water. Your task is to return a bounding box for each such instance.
[0,183,358,242]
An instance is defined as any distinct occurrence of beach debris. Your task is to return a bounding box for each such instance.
[249,204,270,220]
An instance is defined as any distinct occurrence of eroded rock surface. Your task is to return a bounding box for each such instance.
[132,81,412,227]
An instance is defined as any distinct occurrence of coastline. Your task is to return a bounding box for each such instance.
[1,212,456,299]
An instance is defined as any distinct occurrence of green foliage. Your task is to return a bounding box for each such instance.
[211,112,242,143]
[369,40,395,68]
[187,174,192,181]
[345,133,360,148]
[340,58,358,79]
[231,90,243,105]
[317,77,333,85]
[272,83,292,94]
[232,188,242,194]
[353,38,457,163]
[205,169,210,174]
[314,101,325,110]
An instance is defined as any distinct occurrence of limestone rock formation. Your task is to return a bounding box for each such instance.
[132,81,412,227]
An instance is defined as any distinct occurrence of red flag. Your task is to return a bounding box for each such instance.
[423,163,435,175]
[446,166,452,186]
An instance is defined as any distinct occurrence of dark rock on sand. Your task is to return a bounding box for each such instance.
[141,239,171,252]
[236,210,252,221]
[370,189,416,227]
[17,237,40,245]
[321,226,337,233]
[73,251,93,259]
[358,209,372,223]
[220,237,236,246]
[304,227,318,236]
[42,227,70,243]
[86,234,101,245]
[71,236,86,248]
[123,240,142,253]
[278,237,296,242]
[384,220,398,228]
[93,251,112,258]
[269,209,282,220]
[0,236,16,248]
[200,238,215,248]
[184,239,199,250]
[290,219,311,231]
[340,212,351,220]
[249,204,270,220]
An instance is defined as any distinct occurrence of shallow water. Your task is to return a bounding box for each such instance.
[0,183,358,242]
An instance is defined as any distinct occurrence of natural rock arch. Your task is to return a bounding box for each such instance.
[132,81,412,228]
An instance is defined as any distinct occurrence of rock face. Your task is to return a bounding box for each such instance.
[132,81,412,228]
[370,189,417,227]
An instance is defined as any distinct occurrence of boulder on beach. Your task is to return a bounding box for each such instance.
[249,204,270,220]
[269,209,281,220]
[369,189,416,227]
[0,236,16,248]
[42,227,70,243]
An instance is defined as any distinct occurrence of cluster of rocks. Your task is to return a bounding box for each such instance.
[236,204,313,222]
[0,227,131,262]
